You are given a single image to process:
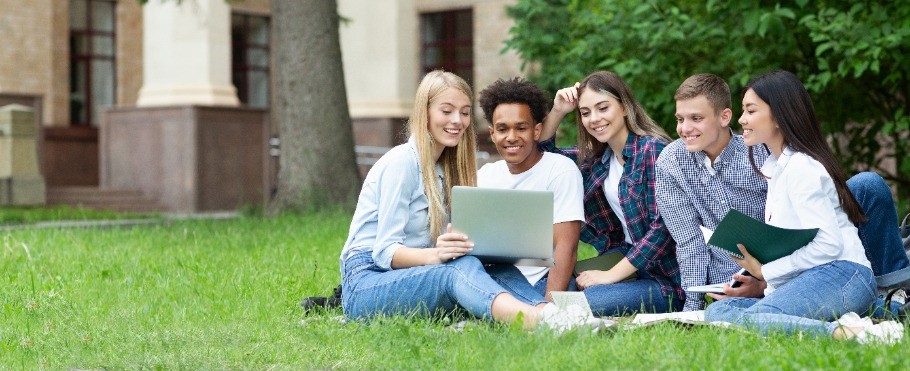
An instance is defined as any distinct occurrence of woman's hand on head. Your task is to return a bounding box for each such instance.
[428,224,474,265]
[552,83,581,116]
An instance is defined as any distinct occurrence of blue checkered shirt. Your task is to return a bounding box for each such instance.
[655,134,768,311]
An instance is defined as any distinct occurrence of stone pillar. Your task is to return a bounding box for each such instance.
[0,104,46,205]
[136,0,239,106]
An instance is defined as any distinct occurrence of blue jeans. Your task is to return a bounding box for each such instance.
[849,172,910,276]
[341,253,543,320]
[533,274,578,295]
[705,260,876,336]
[484,265,550,304]
[582,269,682,316]
[848,172,910,317]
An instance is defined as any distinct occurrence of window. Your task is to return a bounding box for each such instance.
[231,13,270,108]
[69,0,116,127]
[420,9,473,86]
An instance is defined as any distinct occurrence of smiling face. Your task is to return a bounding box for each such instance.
[739,88,785,156]
[578,87,629,149]
[427,87,472,154]
[488,103,543,174]
[675,95,732,160]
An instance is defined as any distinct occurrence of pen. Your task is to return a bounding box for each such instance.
[729,268,753,288]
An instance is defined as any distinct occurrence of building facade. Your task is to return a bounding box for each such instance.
[0,0,521,211]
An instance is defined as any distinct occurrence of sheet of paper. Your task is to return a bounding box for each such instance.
[549,291,594,318]
[699,225,714,244]
[631,310,705,325]
[686,283,726,294]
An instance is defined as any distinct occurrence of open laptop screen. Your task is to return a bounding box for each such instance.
[450,186,554,267]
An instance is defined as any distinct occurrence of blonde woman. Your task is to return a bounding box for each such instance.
[542,71,683,316]
[340,71,592,329]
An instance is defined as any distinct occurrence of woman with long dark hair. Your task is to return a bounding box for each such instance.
[704,70,900,342]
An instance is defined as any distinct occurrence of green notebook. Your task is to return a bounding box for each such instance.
[707,209,819,264]
[573,251,638,282]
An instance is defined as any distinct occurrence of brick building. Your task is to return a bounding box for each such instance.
[0,0,522,212]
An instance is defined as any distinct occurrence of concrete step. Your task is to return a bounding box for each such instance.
[46,187,163,213]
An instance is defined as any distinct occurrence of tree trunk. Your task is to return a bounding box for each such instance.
[270,0,361,213]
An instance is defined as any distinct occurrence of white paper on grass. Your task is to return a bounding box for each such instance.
[631,310,706,325]
[549,291,594,318]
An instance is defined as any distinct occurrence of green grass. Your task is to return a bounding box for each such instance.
[1,210,908,369]
[0,206,157,224]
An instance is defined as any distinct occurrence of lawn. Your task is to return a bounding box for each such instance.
[0,205,157,224]
[1,210,908,369]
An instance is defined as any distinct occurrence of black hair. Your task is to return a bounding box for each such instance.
[478,77,549,126]
[744,70,866,225]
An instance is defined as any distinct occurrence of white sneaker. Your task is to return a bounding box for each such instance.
[538,303,615,334]
[835,312,872,328]
[835,312,904,345]
[855,321,904,345]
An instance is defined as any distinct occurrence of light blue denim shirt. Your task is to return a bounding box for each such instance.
[340,138,442,271]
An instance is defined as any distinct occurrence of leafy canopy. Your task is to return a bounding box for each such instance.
[505,0,910,210]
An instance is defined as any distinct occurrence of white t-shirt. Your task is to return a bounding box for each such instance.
[477,152,585,284]
[603,154,633,244]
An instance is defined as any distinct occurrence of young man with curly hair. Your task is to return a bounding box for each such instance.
[477,77,585,300]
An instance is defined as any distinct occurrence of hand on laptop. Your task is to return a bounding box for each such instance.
[429,224,474,265]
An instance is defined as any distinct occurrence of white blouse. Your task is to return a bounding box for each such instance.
[760,147,870,290]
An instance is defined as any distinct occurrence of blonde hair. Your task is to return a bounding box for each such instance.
[575,71,670,164]
[408,70,478,242]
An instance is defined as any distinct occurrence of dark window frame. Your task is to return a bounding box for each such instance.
[69,0,117,127]
[231,12,271,108]
[420,9,474,86]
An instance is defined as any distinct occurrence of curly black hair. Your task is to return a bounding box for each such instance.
[478,77,549,126]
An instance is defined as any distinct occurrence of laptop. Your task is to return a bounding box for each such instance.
[450,186,554,267]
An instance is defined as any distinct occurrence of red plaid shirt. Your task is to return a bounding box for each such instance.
[541,133,683,300]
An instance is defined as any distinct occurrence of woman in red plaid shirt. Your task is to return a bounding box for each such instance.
[540,71,684,316]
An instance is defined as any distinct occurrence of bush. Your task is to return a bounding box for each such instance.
[505,0,910,212]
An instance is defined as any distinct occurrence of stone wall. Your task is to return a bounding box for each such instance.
[231,0,271,15]
[339,0,519,171]
[0,105,46,205]
[0,0,55,124]
[101,106,268,212]
[117,0,144,108]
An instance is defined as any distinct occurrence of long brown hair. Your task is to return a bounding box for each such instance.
[744,70,866,224]
[575,71,670,164]
[408,71,478,241]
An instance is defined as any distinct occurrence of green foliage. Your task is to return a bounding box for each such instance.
[800,2,910,212]
[506,0,910,211]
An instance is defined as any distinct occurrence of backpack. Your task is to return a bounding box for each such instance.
[901,212,910,251]
[300,284,342,314]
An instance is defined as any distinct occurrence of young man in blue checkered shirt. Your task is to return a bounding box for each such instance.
[655,74,768,311]
[657,74,910,312]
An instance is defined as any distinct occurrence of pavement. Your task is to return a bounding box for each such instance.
[0,211,238,231]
